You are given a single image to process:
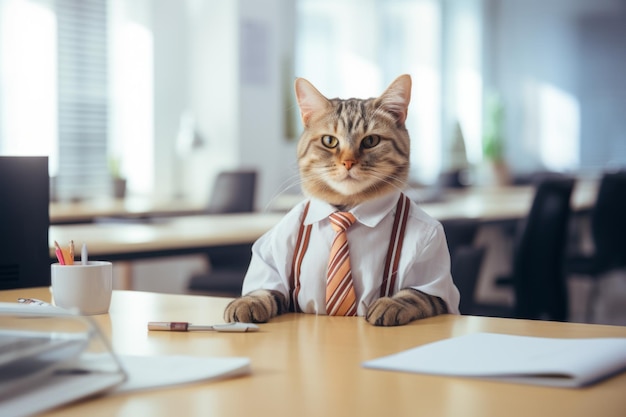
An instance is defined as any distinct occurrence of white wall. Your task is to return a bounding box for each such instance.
[152,0,189,200]
[237,0,299,211]
[485,0,626,175]
[128,0,299,294]
[159,0,300,210]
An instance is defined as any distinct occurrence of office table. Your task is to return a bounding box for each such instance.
[49,212,284,261]
[49,181,598,261]
[272,180,597,223]
[50,197,206,224]
[1,287,625,417]
[49,213,284,289]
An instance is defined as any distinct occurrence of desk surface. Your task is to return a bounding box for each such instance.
[278,181,597,221]
[2,287,624,417]
[50,197,206,224]
[419,180,595,222]
[49,181,598,261]
[49,213,284,260]
[51,181,598,225]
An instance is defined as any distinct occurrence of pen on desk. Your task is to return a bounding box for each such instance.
[147,321,259,333]
[81,243,88,265]
[54,241,66,265]
[18,297,53,306]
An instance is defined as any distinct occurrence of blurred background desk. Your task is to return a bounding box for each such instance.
[271,181,597,222]
[48,181,598,291]
[50,181,597,226]
[50,197,206,224]
[49,213,283,260]
[1,287,625,417]
[49,213,283,289]
[415,180,596,223]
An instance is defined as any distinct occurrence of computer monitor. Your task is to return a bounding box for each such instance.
[0,156,50,289]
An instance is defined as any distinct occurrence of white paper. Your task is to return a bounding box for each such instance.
[112,355,251,393]
[363,332,626,387]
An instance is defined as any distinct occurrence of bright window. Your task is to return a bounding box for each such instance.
[296,0,442,183]
[0,0,154,200]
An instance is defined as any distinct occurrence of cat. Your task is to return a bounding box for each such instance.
[224,74,459,326]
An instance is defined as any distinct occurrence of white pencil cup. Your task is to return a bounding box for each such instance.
[51,261,113,315]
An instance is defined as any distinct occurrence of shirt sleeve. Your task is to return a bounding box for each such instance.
[240,203,305,298]
[403,221,461,315]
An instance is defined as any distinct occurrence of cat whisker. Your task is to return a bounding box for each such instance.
[362,170,407,194]
[263,170,304,212]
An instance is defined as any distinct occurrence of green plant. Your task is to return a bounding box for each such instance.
[108,155,123,179]
[483,93,505,162]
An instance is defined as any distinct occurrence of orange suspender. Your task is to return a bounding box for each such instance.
[288,194,410,312]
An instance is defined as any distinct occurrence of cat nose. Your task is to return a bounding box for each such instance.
[342,159,356,170]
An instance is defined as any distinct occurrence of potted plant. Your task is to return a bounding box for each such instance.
[108,155,126,198]
[482,93,510,185]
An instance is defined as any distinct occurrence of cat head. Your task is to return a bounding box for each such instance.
[294,75,412,208]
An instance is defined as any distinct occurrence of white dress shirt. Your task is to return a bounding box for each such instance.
[242,191,460,316]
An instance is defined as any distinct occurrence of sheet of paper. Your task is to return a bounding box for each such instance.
[112,355,251,393]
[363,332,626,388]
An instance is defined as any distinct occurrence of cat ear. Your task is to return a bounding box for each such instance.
[294,78,331,126]
[378,74,412,125]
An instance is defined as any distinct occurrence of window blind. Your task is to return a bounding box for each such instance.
[55,0,109,201]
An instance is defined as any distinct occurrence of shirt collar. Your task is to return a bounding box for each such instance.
[304,191,402,228]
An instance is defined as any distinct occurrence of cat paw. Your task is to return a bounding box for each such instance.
[365,289,448,326]
[365,297,416,326]
[223,290,287,323]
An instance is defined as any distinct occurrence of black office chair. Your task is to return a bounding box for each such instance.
[441,218,481,258]
[187,170,258,296]
[473,177,575,321]
[441,218,486,315]
[206,170,257,214]
[566,170,626,321]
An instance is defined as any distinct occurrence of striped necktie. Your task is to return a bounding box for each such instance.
[326,212,357,316]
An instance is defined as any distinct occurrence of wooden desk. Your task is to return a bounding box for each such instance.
[420,180,596,223]
[49,213,284,261]
[273,180,598,223]
[50,197,206,224]
[49,181,597,261]
[2,288,624,417]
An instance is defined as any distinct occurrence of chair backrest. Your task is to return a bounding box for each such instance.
[452,246,486,315]
[590,170,626,271]
[206,170,257,214]
[441,218,484,314]
[441,218,481,259]
[512,177,575,321]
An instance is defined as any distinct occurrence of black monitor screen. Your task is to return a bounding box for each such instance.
[0,156,50,289]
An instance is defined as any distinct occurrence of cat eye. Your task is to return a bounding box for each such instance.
[321,135,339,148]
[361,135,381,149]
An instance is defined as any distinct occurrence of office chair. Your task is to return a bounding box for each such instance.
[453,246,487,315]
[441,218,481,259]
[566,170,626,321]
[441,218,486,315]
[187,170,258,296]
[473,177,575,321]
[206,170,257,214]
